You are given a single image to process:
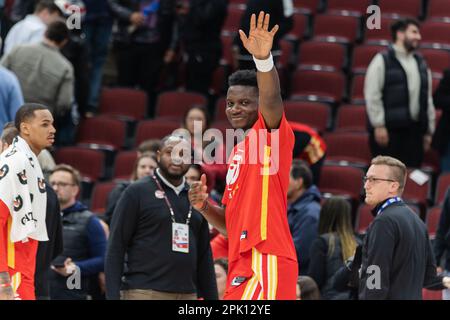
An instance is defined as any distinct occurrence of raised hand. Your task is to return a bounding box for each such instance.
[238,11,279,60]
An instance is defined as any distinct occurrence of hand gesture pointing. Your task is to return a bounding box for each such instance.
[238,11,279,60]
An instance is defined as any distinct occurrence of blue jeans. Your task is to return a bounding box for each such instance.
[84,21,113,110]
[442,141,450,173]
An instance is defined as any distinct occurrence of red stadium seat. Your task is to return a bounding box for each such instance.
[419,49,450,77]
[134,119,180,146]
[113,151,138,180]
[214,97,228,122]
[426,206,442,239]
[355,203,374,234]
[422,288,443,300]
[76,116,126,151]
[98,87,147,121]
[364,17,396,45]
[90,181,117,214]
[351,44,385,74]
[350,74,366,104]
[318,164,365,202]
[155,91,208,120]
[323,132,372,166]
[403,169,431,217]
[284,101,330,133]
[221,34,235,68]
[294,0,322,15]
[326,0,372,17]
[378,0,422,18]
[335,104,368,132]
[55,147,105,182]
[428,0,450,20]
[421,21,450,49]
[435,174,450,205]
[222,5,245,35]
[284,12,309,42]
[297,41,346,71]
[290,69,345,104]
[422,148,441,176]
[313,14,360,44]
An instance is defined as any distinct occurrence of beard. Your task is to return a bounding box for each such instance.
[158,163,188,181]
[403,38,419,52]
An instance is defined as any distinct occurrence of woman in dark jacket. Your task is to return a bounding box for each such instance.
[308,197,359,300]
[432,68,450,172]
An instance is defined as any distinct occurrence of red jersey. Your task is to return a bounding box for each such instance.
[222,112,297,267]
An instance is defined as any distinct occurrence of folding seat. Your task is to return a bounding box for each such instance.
[154,91,208,120]
[290,69,345,104]
[428,0,450,20]
[323,132,372,166]
[351,44,385,74]
[313,14,360,44]
[335,104,367,132]
[403,169,431,217]
[293,0,322,15]
[54,147,105,182]
[284,101,330,133]
[318,164,365,203]
[435,173,450,205]
[297,41,346,71]
[90,181,117,215]
[377,0,422,18]
[422,288,443,300]
[113,151,138,180]
[214,97,228,122]
[76,116,126,151]
[426,206,442,239]
[326,0,373,17]
[350,74,366,104]
[134,119,180,147]
[209,65,228,96]
[277,39,295,71]
[98,87,147,121]
[421,21,450,49]
[220,34,235,68]
[422,148,441,176]
[364,17,396,45]
[354,203,374,234]
[284,12,309,42]
[419,48,450,77]
[222,5,245,35]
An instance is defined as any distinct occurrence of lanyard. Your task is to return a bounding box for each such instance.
[377,197,403,216]
[152,175,192,225]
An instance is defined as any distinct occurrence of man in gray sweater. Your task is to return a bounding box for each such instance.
[364,18,435,168]
[1,19,73,121]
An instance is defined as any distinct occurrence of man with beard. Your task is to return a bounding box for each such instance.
[0,103,56,300]
[364,18,436,168]
[105,135,217,300]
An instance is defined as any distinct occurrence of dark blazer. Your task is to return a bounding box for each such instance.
[359,201,443,300]
[432,68,450,154]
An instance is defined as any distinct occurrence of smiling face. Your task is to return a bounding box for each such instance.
[225,85,259,131]
[20,109,56,154]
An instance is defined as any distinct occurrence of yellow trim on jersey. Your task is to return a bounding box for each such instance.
[260,145,271,241]
[7,216,15,269]
[267,254,278,300]
[11,272,21,295]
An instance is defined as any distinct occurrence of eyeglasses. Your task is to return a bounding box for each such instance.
[363,176,396,184]
[50,182,75,188]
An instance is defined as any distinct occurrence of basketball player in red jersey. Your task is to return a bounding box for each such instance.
[189,11,298,300]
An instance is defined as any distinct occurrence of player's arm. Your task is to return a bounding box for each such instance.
[188,174,227,235]
[238,11,283,129]
[0,200,13,300]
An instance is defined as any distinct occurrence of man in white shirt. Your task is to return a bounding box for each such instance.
[4,0,62,54]
[364,18,436,168]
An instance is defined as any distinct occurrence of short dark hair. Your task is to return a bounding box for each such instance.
[1,122,19,145]
[15,103,49,132]
[290,159,313,189]
[391,18,420,41]
[138,139,162,155]
[51,164,82,188]
[183,105,211,131]
[35,0,63,15]
[45,20,69,44]
[214,258,228,274]
[228,70,258,88]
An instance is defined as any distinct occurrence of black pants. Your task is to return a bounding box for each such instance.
[185,49,221,95]
[116,42,164,104]
[369,123,425,168]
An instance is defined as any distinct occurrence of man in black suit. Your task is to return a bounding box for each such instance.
[359,155,450,299]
